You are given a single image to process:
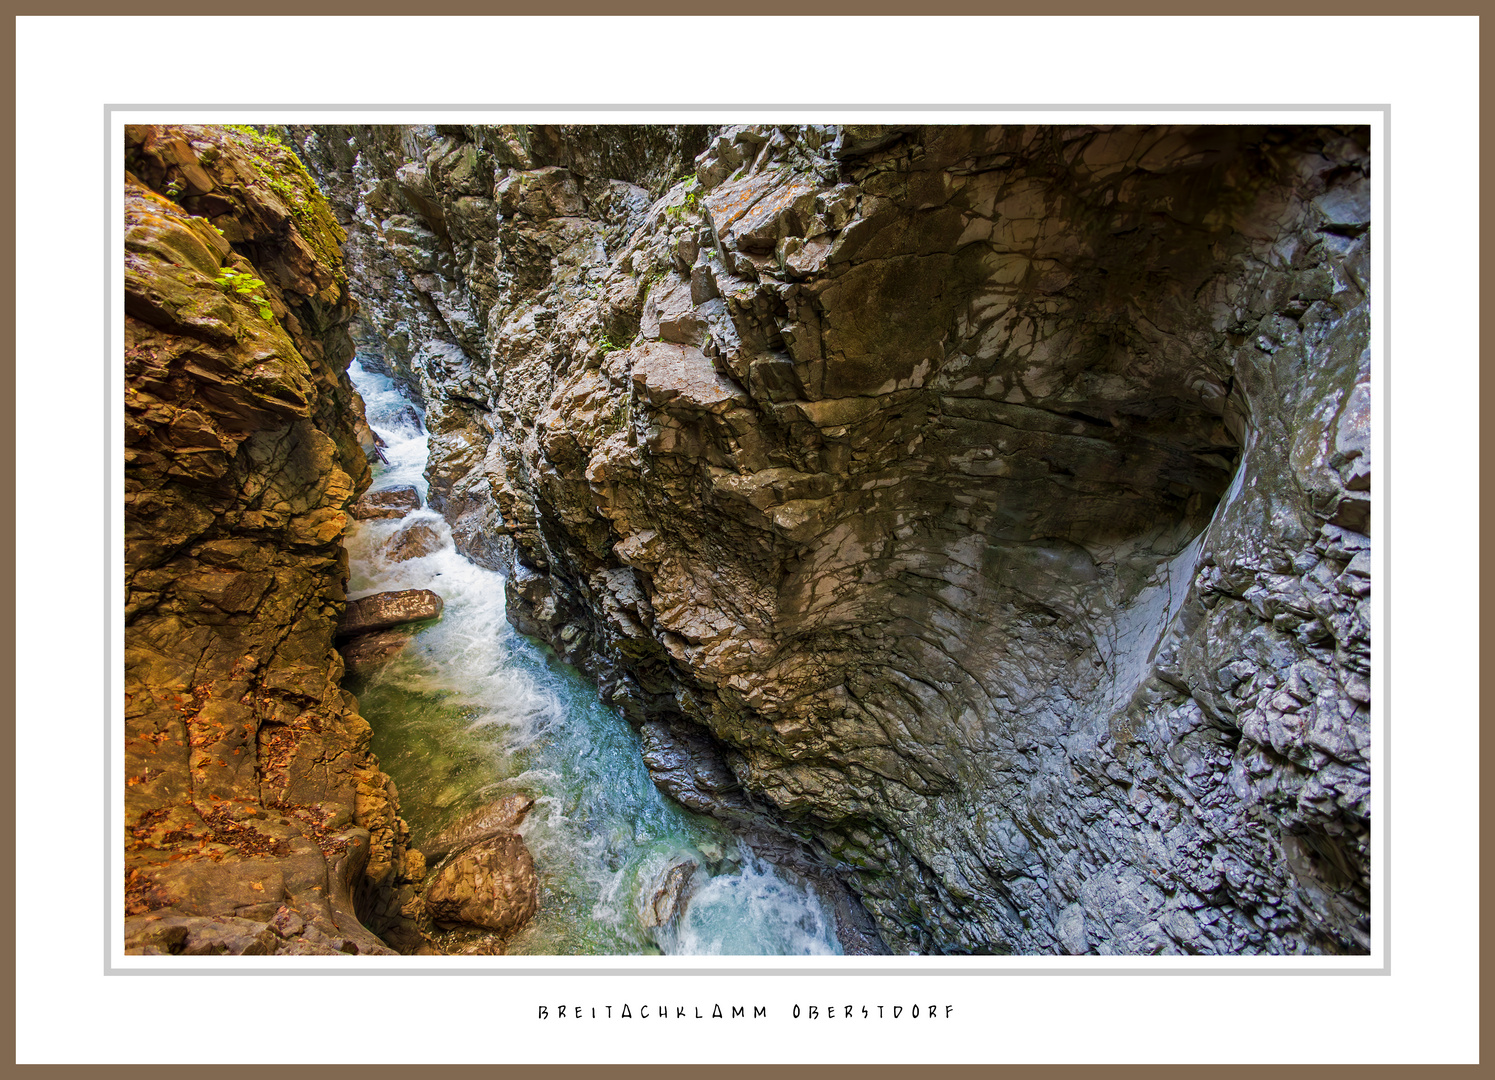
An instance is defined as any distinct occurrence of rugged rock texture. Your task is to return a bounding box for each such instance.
[295,123,1371,956]
[424,834,540,935]
[123,124,421,954]
[381,519,444,562]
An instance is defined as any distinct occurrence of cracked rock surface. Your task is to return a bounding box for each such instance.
[294,123,1371,955]
[123,124,422,955]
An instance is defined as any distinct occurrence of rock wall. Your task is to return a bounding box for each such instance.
[123,125,421,954]
[294,123,1371,955]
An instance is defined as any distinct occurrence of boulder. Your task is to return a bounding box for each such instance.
[380,519,443,562]
[638,859,698,930]
[424,832,539,934]
[424,794,535,863]
[339,589,443,637]
[388,403,424,433]
[339,629,415,676]
[351,484,421,520]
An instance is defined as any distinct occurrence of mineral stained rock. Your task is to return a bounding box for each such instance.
[293,123,1372,955]
[123,124,422,955]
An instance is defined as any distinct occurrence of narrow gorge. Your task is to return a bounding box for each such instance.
[123,122,1371,957]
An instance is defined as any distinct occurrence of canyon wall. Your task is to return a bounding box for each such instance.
[123,125,420,954]
[294,123,1371,955]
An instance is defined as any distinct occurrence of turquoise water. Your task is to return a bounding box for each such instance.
[345,360,841,956]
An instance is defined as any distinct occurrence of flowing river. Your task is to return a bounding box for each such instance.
[344,359,843,956]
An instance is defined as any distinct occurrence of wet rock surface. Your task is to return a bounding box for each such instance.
[351,483,422,519]
[338,629,416,677]
[295,123,1371,955]
[123,125,420,955]
[639,859,699,931]
[380,518,444,562]
[423,794,535,864]
[339,588,444,637]
[424,833,540,935]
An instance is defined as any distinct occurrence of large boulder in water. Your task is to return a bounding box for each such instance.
[351,484,421,520]
[339,589,443,637]
[424,833,539,934]
[380,519,443,562]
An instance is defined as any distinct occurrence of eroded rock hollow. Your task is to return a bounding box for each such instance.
[123,122,1371,956]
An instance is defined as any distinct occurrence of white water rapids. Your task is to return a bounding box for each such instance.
[344,359,842,956]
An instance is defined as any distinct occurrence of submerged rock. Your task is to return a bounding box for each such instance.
[424,794,535,864]
[352,484,422,520]
[339,629,415,676]
[339,589,444,637]
[638,859,699,931]
[380,519,443,562]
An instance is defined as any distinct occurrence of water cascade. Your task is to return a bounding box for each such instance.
[344,360,842,956]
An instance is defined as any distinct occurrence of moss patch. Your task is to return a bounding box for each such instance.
[217,125,348,283]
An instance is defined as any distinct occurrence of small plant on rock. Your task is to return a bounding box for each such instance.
[665,175,702,221]
[215,266,275,322]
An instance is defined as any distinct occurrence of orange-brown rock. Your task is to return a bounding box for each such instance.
[123,124,413,956]
[424,833,540,935]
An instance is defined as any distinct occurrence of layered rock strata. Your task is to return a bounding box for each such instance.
[123,125,422,954]
[294,123,1371,955]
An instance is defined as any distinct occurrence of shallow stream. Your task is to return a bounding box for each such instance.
[344,360,842,956]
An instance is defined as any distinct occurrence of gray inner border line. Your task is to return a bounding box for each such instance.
[106,101,1389,978]
[114,102,1386,112]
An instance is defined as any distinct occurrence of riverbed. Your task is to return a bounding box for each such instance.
[344,359,843,957]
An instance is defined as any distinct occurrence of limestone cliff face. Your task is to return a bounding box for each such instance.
[123,125,420,954]
[295,123,1371,955]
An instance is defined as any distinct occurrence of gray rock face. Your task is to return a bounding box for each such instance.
[295,123,1371,956]
[339,589,444,637]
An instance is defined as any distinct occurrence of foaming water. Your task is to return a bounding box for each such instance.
[344,359,842,956]
[656,857,841,957]
[356,365,429,500]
